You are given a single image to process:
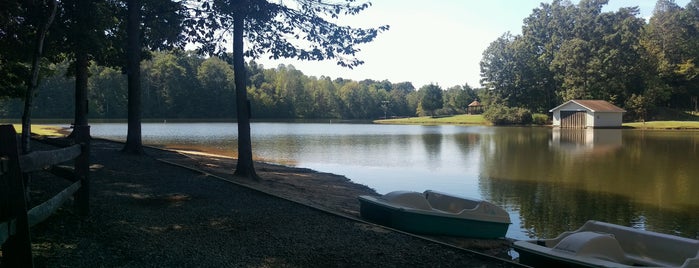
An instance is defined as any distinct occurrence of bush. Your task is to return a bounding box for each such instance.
[532,113,550,125]
[483,105,533,125]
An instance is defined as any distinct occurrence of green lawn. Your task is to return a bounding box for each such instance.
[623,121,699,129]
[374,114,489,125]
[10,124,66,136]
[375,115,699,130]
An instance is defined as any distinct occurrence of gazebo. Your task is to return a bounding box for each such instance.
[467,100,483,114]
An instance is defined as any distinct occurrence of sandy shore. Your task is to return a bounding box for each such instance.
[17,137,520,267]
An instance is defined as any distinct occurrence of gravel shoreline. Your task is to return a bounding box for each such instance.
[19,138,523,267]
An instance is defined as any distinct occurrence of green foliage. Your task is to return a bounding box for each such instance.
[193,0,388,68]
[531,113,550,125]
[0,52,432,120]
[479,0,699,119]
[416,84,443,116]
[624,93,652,121]
[0,0,54,99]
[483,104,533,125]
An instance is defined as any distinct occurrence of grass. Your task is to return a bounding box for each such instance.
[375,114,699,130]
[11,124,66,136]
[374,114,489,125]
[623,121,699,130]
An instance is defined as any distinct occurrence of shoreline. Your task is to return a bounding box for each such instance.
[23,136,516,267]
[22,137,520,266]
[144,140,517,259]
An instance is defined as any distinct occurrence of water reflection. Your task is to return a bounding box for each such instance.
[550,129,622,156]
[421,131,443,166]
[480,128,699,239]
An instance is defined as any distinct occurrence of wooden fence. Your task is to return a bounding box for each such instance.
[0,124,90,267]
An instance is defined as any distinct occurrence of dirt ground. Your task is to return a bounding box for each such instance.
[12,136,520,267]
[155,145,516,259]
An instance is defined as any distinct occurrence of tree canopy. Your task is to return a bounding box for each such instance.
[480,0,699,120]
[0,53,482,120]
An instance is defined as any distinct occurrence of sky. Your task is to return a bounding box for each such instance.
[254,0,690,89]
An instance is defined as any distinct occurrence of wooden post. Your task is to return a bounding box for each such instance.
[72,124,90,216]
[0,125,34,267]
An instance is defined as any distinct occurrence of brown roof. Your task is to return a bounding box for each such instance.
[468,100,481,107]
[549,100,626,113]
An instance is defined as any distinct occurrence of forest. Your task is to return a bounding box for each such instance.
[0,53,477,120]
[1,0,698,122]
[480,0,699,121]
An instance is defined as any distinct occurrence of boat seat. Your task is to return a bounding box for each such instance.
[381,191,433,210]
[579,220,699,267]
[552,231,632,265]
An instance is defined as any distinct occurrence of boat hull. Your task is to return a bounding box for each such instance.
[358,196,509,239]
[513,220,699,268]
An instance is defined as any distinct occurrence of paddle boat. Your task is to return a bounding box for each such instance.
[513,220,699,267]
[357,190,510,239]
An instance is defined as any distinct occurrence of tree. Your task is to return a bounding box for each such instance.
[123,0,145,154]
[196,56,236,117]
[19,0,58,153]
[480,32,518,107]
[643,0,699,110]
[417,84,443,116]
[121,0,188,154]
[442,85,473,114]
[0,2,31,100]
[196,0,388,179]
[49,0,116,137]
[481,0,659,115]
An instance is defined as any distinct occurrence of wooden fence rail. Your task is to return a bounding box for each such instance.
[0,124,90,267]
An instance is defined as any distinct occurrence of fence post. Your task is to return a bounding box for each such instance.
[72,124,90,216]
[0,125,34,267]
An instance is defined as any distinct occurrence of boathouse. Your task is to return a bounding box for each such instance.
[549,100,626,128]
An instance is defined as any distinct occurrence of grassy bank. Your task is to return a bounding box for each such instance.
[623,121,699,130]
[374,114,489,125]
[375,114,699,130]
[10,124,66,136]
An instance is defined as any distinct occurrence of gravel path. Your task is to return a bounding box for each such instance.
[22,138,523,267]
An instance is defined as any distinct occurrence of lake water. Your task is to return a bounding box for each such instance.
[84,122,699,240]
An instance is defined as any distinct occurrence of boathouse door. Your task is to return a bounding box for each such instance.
[560,111,587,128]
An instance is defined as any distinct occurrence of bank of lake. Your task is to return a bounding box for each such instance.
[374,114,699,129]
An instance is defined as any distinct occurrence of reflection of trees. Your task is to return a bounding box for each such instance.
[452,132,481,156]
[421,127,443,165]
[480,128,699,208]
[486,178,635,238]
[484,178,699,239]
[479,127,552,183]
[479,128,699,239]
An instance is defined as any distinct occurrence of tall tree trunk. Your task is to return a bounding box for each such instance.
[232,14,258,179]
[73,51,89,126]
[122,0,144,154]
[20,0,58,154]
[73,0,89,129]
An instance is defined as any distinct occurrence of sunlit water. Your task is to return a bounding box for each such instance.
[82,122,699,240]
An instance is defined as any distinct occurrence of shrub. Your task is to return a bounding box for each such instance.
[532,113,550,125]
[483,104,533,125]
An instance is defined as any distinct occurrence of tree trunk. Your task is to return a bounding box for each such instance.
[232,14,258,179]
[122,0,144,154]
[20,0,58,154]
[73,0,89,129]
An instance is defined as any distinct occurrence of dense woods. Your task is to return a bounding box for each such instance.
[0,52,477,120]
[480,0,699,121]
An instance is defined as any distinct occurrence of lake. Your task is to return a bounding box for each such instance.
[84,122,699,240]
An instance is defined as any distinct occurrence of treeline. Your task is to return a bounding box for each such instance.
[0,51,479,120]
[479,0,699,121]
